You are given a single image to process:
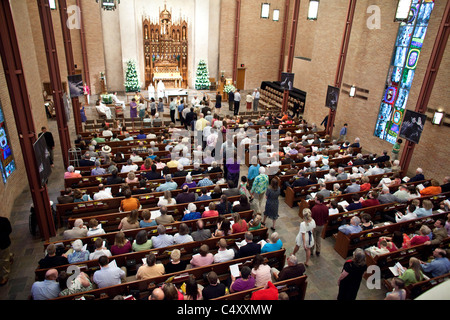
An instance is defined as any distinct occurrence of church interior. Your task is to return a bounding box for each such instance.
[0,0,449,303]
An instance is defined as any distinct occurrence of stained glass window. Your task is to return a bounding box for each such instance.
[374,0,435,144]
[0,100,16,183]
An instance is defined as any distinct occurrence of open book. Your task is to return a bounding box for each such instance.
[229,263,242,278]
[389,262,406,277]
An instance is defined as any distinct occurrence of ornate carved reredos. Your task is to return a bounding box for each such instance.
[143,4,188,89]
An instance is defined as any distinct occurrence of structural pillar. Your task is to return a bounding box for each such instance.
[400,1,450,174]
[0,0,56,240]
[232,0,241,84]
[282,0,300,113]
[37,0,71,169]
[278,0,291,82]
[58,0,82,135]
[77,0,90,92]
[326,0,357,136]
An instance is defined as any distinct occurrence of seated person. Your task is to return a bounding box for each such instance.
[410,225,432,247]
[181,203,202,221]
[232,194,251,212]
[202,202,219,218]
[338,216,362,235]
[38,244,69,269]
[420,248,450,278]
[261,232,283,253]
[229,266,256,293]
[197,187,212,201]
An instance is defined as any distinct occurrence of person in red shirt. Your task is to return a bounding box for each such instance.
[359,176,371,192]
[311,194,329,256]
[202,202,219,218]
[231,212,248,234]
[409,225,431,247]
[360,191,380,208]
[250,281,279,300]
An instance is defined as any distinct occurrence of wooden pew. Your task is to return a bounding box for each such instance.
[50,248,286,300]
[36,226,269,281]
[45,210,255,251]
[334,211,449,259]
[55,190,240,228]
[212,275,308,301]
[285,171,399,209]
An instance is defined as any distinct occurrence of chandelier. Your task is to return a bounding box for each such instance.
[96,0,120,11]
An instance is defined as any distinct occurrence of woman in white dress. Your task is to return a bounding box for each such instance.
[293,209,316,267]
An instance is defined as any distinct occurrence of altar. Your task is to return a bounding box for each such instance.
[152,66,183,89]
[143,5,189,89]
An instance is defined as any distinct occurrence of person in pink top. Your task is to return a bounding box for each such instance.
[64,166,81,179]
[190,244,214,268]
[202,202,219,218]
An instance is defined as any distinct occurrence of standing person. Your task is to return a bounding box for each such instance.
[234,89,241,116]
[157,97,165,113]
[262,178,281,231]
[215,91,222,114]
[251,167,270,215]
[228,89,234,112]
[252,88,260,111]
[38,126,55,166]
[129,98,138,118]
[0,216,12,286]
[80,105,87,124]
[338,123,348,142]
[310,194,329,256]
[292,100,301,119]
[321,115,329,129]
[337,248,367,300]
[293,209,316,267]
[178,99,185,125]
[169,98,177,123]
[246,92,253,111]
[391,138,402,161]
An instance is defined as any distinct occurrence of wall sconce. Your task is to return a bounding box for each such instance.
[394,0,412,22]
[432,111,444,126]
[273,9,280,21]
[48,0,57,10]
[96,0,120,11]
[307,0,319,20]
[261,3,270,19]
[349,86,356,97]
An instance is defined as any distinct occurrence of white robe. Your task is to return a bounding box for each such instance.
[97,103,112,119]
[148,84,155,100]
[157,81,165,99]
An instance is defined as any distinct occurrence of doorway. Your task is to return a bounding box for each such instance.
[237,68,246,90]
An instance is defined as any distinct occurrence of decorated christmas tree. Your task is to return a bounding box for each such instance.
[195,60,211,90]
[124,59,141,92]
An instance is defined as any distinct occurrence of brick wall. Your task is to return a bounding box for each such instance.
[0,0,50,218]
[293,0,449,181]
[219,0,286,90]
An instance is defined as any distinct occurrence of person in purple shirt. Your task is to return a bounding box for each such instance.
[230,266,256,293]
[181,175,197,189]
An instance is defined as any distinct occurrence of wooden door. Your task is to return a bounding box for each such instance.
[237,68,246,90]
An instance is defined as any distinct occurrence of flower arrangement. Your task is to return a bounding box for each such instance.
[224,84,236,93]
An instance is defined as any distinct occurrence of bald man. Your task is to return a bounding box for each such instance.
[30,269,60,300]
[149,287,165,300]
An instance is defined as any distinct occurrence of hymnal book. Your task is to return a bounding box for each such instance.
[229,263,242,278]
[389,262,406,277]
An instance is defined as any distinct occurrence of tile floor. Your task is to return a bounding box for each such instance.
[0,91,388,300]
